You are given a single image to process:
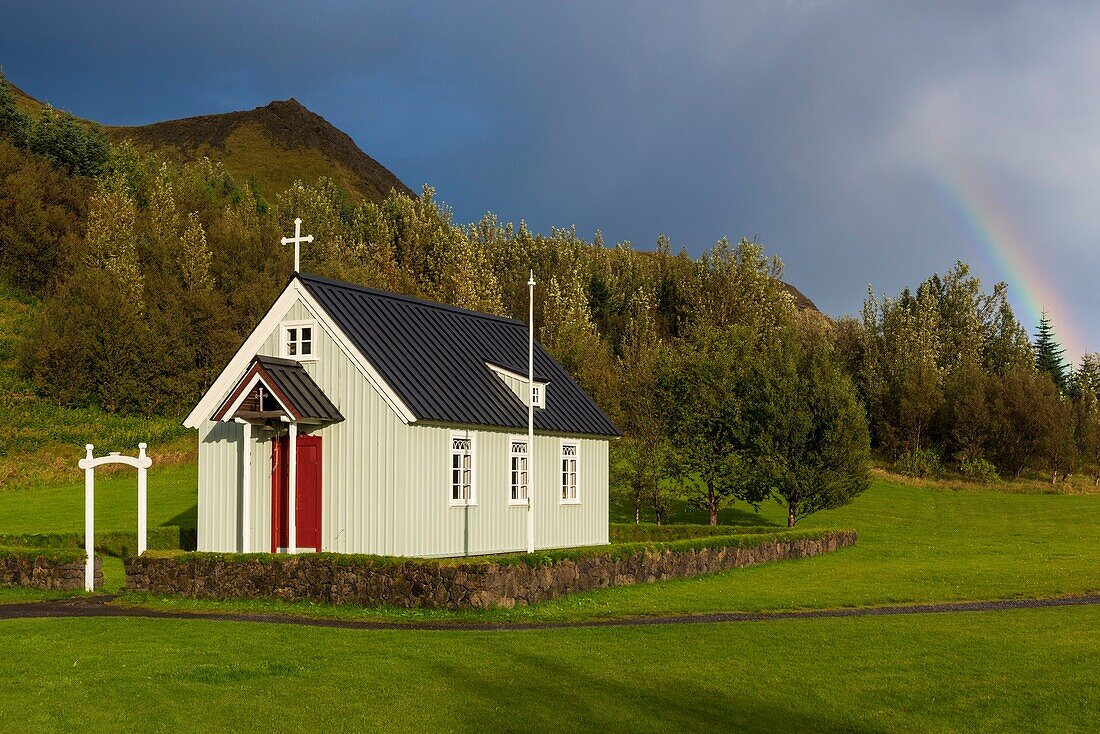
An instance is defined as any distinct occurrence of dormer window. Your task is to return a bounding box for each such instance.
[282,321,316,360]
[531,383,545,408]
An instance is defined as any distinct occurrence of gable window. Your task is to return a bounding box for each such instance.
[561,441,579,504]
[282,321,316,360]
[450,434,476,506]
[509,438,529,505]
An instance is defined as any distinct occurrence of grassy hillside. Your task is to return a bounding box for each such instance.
[0,286,192,489]
[108,98,413,203]
[9,80,411,204]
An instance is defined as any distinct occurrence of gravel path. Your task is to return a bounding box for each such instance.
[1,593,1097,631]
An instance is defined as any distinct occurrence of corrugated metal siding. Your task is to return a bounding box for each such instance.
[198,296,609,557]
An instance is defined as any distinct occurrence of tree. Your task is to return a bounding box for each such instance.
[0,68,27,147]
[1034,311,1068,391]
[763,322,871,526]
[657,325,770,524]
[988,366,1060,479]
[25,106,109,177]
[616,287,672,523]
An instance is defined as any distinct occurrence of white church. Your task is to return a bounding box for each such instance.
[183,221,619,557]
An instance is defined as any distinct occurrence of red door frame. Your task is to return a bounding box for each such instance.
[271,434,323,552]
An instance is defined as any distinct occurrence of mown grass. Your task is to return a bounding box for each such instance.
[0,287,193,489]
[0,463,197,534]
[1,460,1097,623]
[0,606,1095,733]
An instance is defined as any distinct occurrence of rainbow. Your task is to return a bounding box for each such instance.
[930,166,1085,364]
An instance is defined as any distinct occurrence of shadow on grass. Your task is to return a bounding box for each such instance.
[414,636,883,733]
[160,504,197,550]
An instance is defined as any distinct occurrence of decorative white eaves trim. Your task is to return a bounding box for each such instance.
[183,278,417,428]
[485,362,548,386]
[217,372,294,421]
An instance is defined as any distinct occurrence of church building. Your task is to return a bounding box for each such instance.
[183,260,619,557]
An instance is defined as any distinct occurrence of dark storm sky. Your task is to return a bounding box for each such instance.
[3,1,1097,358]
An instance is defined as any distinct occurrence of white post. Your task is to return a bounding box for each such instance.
[137,443,148,556]
[83,444,95,592]
[288,422,298,554]
[241,422,251,553]
[527,270,536,554]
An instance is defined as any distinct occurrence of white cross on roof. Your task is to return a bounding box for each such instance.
[281,217,314,273]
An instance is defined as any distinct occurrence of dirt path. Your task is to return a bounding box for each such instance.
[1,594,1097,631]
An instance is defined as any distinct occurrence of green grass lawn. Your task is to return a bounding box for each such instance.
[0,606,1095,733]
[1,462,1097,731]
[0,463,197,534]
[1,463,1099,623]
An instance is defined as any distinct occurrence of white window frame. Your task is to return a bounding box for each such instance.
[508,435,530,506]
[560,440,580,505]
[449,432,477,507]
[281,319,318,361]
[531,383,545,408]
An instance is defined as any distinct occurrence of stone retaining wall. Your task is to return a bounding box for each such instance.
[125,531,856,610]
[0,552,102,590]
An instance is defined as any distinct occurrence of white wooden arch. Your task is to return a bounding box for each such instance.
[78,443,153,592]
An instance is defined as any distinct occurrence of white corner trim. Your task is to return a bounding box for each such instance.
[183,278,417,429]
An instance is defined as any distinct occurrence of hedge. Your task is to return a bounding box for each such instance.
[0,545,87,564]
[609,523,776,543]
[141,527,852,571]
[0,527,186,557]
[127,529,858,608]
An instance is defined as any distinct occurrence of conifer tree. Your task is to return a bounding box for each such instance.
[0,68,27,146]
[1034,311,1068,390]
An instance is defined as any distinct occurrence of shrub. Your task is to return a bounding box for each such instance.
[0,545,87,564]
[958,457,1000,484]
[609,523,774,542]
[0,527,184,557]
[897,449,942,478]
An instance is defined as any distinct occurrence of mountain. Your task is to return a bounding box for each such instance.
[107,99,413,203]
[782,282,818,312]
[10,83,411,203]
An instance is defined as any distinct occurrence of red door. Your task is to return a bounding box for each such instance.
[272,434,323,552]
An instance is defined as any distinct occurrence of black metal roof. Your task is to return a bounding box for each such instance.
[253,355,344,423]
[298,273,620,437]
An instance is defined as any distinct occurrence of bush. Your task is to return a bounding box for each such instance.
[0,527,184,557]
[897,449,942,478]
[0,545,87,563]
[146,528,854,571]
[609,523,774,542]
[958,457,1000,484]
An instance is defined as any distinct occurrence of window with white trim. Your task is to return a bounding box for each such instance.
[282,321,316,359]
[450,435,475,505]
[531,384,545,408]
[509,439,529,505]
[561,441,579,503]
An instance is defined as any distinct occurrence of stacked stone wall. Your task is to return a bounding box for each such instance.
[0,552,102,590]
[125,531,856,610]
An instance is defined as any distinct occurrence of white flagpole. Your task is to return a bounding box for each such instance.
[527,270,536,554]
